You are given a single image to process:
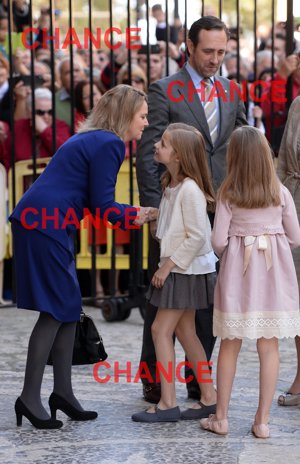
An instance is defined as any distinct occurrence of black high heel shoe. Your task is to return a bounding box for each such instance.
[15,397,63,429]
[49,393,98,421]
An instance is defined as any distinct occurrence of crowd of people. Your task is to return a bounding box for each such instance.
[1,1,300,440]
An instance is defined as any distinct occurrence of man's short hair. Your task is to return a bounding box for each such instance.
[187,16,230,56]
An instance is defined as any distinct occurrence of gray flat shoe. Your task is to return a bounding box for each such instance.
[132,405,180,423]
[181,401,216,420]
[278,391,300,406]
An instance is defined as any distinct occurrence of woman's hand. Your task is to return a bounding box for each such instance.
[151,259,175,288]
[34,114,48,134]
[133,206,159,225]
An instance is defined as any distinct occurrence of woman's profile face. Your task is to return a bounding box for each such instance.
[124,100,148,142]
[82,84,102,113]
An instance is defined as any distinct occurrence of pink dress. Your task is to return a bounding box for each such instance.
[212,185,300,339]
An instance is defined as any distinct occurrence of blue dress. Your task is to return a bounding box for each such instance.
[10,130,136,322]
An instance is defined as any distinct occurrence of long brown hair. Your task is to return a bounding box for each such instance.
[78,84,147,139]
[218,126,281,207]
[161,123,215,210]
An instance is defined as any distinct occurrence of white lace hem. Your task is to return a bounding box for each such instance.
[213,308,300,340]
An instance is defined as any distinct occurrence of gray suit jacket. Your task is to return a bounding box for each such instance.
[136,64,248,207]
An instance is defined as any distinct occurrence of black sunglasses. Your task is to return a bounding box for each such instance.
[35,109,53,116]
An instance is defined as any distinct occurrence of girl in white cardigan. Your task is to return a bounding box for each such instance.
[132,123,217,423]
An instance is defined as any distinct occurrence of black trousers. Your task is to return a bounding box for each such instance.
[140,232,216,390]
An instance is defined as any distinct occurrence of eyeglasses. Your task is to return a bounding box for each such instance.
[35,109,53,116]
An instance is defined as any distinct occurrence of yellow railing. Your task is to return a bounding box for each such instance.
[8,158,148,269]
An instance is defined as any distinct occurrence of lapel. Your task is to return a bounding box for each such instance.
[174,66,212,145]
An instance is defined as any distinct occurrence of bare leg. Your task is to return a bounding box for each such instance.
[150,308,185,410]
[175,310,216,408]
[287,336,300,393]
[255,337,279,425]
[20,312,62,419]
[215,338,242,420]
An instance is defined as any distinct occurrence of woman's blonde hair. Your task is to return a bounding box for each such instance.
[161,123,215,210]
[78,84,147,139]
[117,64,148,91]
[218,126,281,207]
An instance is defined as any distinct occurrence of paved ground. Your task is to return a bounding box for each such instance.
[1,305,300,464]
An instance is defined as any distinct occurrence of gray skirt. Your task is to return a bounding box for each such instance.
[146,271,217,310]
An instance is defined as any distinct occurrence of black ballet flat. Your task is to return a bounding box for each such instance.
[49,392,98,421]
[15,397,63,429]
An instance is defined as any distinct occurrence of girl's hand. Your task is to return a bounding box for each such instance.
[146,207,159,221]
[151,259,175,288]
[133,206,159,225]
[133,206,149,225]
[149,220,157,239]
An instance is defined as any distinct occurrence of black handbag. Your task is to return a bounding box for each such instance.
[47,311,108,365]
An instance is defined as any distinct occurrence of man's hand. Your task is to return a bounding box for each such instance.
[277,54,300,79]
[14,81,31,100]
[34,114,48,134]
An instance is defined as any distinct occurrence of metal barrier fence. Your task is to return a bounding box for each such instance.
[0,0,298,317]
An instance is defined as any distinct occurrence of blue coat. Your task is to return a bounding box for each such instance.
[10,130,136,322]
[10,130,136,249]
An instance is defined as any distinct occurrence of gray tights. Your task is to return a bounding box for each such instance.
[20,312,83,419]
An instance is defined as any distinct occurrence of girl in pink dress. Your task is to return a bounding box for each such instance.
[200,126,300,438]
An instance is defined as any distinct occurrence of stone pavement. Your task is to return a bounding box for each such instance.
[0,305,300,464]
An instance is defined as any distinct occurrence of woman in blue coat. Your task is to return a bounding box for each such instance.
[11,85,151,429]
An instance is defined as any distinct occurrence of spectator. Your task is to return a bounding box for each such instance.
[55,58,85,126]
[255,50,279,81]
[0,52,8,101]
[93,49,109,73]
[151,4,178,44]
[117,63,148,91]
[74,80,102,131]
[223,53,251,81]
[137,45,165,85]
[0,87,70,170]
[0,53,9,124]
[266,33,287,61]
[261,51,300,148]
[0,12,25,56]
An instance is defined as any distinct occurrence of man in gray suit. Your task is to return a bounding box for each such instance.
[136,16,248,406]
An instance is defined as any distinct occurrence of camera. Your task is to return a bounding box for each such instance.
[10,74,45,88]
